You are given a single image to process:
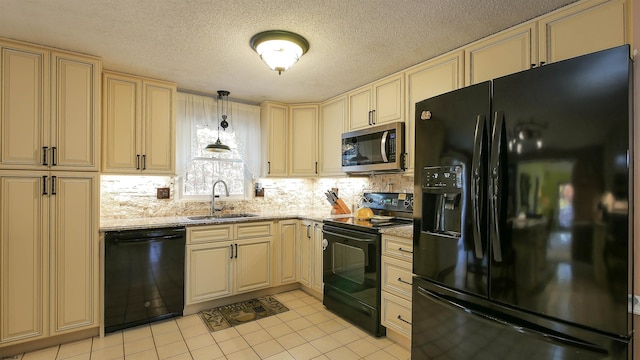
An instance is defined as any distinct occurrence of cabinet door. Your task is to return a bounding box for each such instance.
[50,173,98,333]
[347,86,372,131]
[262,103,288,176]
[538,0,629,64]
[0,171,48,343]
[278,221,297,285]
[289,105,318,177]
[405,51,464,172]
[465,23,537,85]
[102,72,141,173]
[186,242,233,304]
[0,43,49,169]
[373,74,403,125]
[235,238,272,293]
[319,96,345,176]
[51,52,100,171]
[298,221,312,287]
[142,81,175,174]
[312,223,323,294]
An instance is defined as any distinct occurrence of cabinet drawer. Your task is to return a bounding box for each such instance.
[382,235,413,261]
[236,222,273,239]
[187,225,234,244]
[381,291,412,337]
[382,255,413,300]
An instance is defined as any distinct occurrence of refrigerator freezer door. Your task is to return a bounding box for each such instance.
[413,81,491,298]
[491,45,632,336]
[412,277,630,359]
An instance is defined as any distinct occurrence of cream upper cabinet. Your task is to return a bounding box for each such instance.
[261,102,288,177]
[0,171,98,345]
[465,22,537,85]
[0,172,48,344]
[102,71,176,174]
[405,50,464,172]
[50,51,101,171]
[289,105,318,177]
[319,95,346,176]
[538,0,630,64]
[0,40,100,171]
[278,220,297,285]
[348,73,404,131]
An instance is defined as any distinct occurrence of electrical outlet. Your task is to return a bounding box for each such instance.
[157,187,170,199]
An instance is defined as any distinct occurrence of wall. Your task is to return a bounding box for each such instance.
[100,174,414,219]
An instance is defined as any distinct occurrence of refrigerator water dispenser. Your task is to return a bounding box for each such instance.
[421,166,463,238]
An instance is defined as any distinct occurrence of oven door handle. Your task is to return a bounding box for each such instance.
[323,230,377,243]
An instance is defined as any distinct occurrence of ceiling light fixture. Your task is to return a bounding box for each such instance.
[205,90,231,152]
[250,30,309,75]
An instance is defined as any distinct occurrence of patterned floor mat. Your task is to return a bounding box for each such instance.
[198,295,289,332]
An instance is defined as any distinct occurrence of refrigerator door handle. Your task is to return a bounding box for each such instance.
[490,111,504,262]
[416,285,609,356]
[471,114,486,259]
[380,131,389,162]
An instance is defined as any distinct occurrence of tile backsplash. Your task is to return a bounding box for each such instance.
[100,174,413,219]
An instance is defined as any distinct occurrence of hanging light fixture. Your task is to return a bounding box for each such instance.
[250,30,309,75]
[205,90,231,152]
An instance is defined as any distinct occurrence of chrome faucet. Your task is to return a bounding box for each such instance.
[211,180,229,215]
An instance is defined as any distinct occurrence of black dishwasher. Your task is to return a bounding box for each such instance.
[104,227,185,333]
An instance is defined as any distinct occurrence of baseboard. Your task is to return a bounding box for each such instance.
[386,327,410,350]
[0,327,99,358]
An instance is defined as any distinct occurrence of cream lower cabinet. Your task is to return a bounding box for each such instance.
[0,171,98,346]
[102,71,176,174]
[0,39,101,171]
[381,234,413,340]
[278,220,298,285]
[298,220,323,297]
[186,222,273,305]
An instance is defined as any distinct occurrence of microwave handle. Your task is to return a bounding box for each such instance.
[380,130,389,162]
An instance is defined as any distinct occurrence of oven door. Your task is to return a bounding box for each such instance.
[322,224,384,336]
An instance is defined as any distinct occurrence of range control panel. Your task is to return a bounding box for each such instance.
[362,192,413,212]
[422,166,463,190]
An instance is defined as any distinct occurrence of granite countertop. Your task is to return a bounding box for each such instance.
[379,224,413,239]
[100,210,349,232]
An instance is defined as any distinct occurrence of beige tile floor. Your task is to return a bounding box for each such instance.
[9,290,411,360]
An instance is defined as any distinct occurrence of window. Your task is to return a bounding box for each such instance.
[176,92,261,201]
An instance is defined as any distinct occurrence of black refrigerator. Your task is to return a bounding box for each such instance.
[412,45,633,359]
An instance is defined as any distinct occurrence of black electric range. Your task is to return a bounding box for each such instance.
[321,192,413,337]
[323,192,414,233]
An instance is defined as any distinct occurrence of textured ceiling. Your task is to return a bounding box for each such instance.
[0,0,576,104]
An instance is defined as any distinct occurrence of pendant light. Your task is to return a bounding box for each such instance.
[250,30,309,75]
[205,90,231,152]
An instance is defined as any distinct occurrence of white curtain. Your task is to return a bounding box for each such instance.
[176,92,261,179]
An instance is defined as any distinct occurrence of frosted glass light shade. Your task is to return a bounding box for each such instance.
[251,31,309,75]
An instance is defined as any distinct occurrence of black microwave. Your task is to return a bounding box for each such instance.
[341,122,405,173]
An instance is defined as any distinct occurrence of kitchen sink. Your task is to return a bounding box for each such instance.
[187,213,258,221]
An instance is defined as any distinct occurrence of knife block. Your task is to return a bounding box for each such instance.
[332,199,351,214]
